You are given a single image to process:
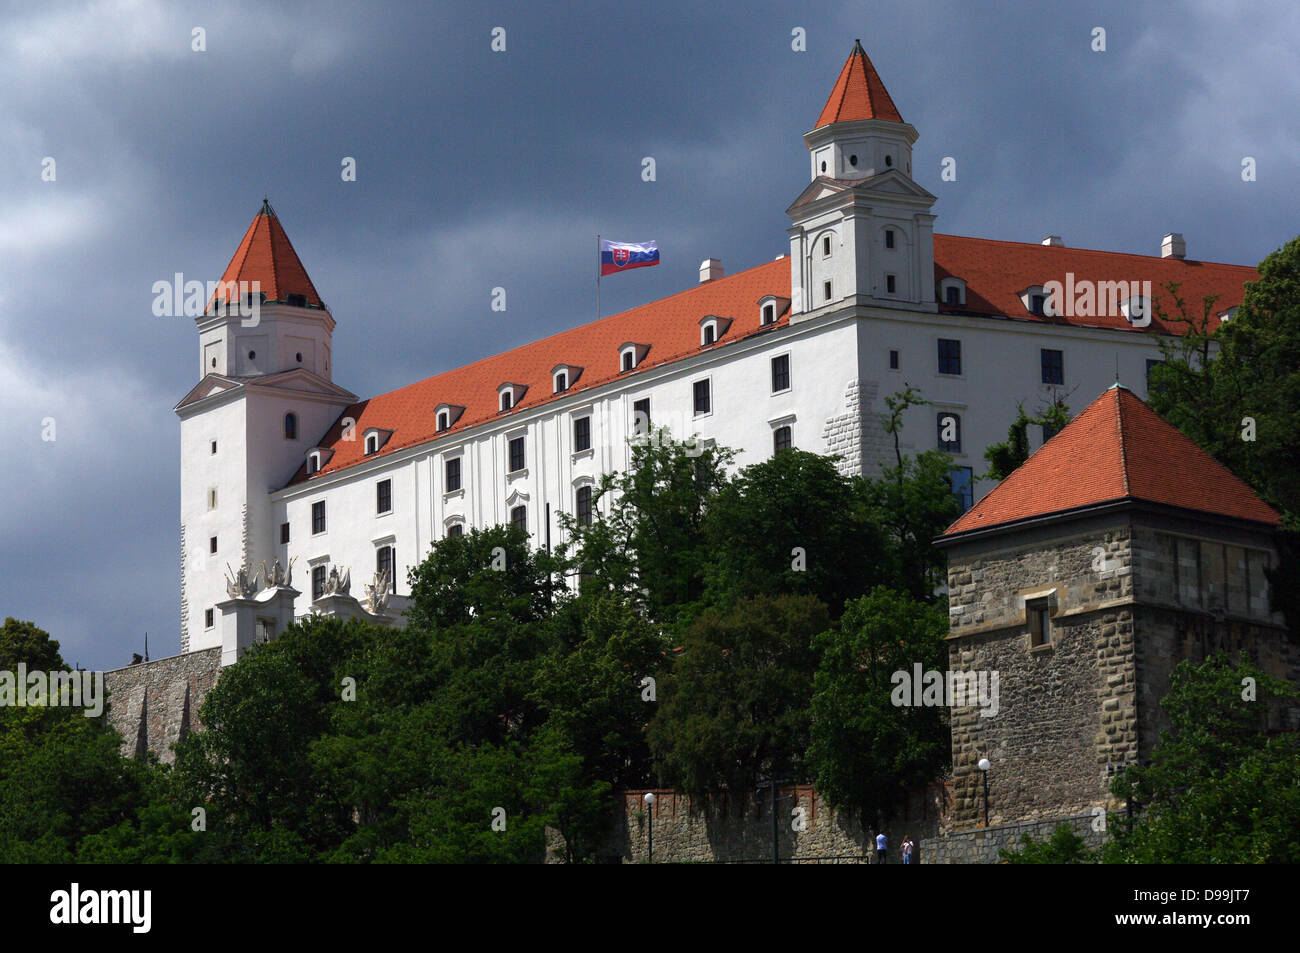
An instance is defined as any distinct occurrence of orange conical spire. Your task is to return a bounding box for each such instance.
[814,39,904,128]
[213,199,324,308]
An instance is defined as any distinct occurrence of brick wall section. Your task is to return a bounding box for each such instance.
[580,785,942,864]
[921,813,1106,864]
[103,647,222,763]
[821,377,901,480]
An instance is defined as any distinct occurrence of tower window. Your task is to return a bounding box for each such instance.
[574,416,591,452]
[576,485,593,526]
[773,425,792,454]
[205,609,214,629]
[820,160,827,173]
[889,349,899,370]
[771,354,790,393]
[280,522,290,545]
[248,350,256,360]
[937,339,962,375]
[208,488,217,510]
[312,565,326,600]
[508,436,526,474]
[823,280,832,302]
[287,293,307,307]
[1041,349,1064,385]
[885,155,893,167]
[693,379,711,416]
[823,236,832,257]
[445,456,461,492]
[312,500,326,535]
[211,440,217,454]
[209,536,217,554]
[885,229,895,249]
[296,352,303,363]
[886,274,897,294]
[937,413,962,453]
[1028,598,1051,647]
[284,413,297,440]
[510,505,527,533]
[376,478,392,514]
[849,154,858,167]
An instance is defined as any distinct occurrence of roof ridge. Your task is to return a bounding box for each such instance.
[933,232,1253,269]
[1114,389,1131,496]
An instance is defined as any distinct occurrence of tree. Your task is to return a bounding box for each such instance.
[807,588,950,827]
[648,595,830,796]
[1102,653,1300,863]
[862,452,962,602]
[982,397,1073,481]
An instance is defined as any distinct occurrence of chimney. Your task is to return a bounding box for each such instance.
[699,258,724,283]
[1161,232,1186,259]
[1041,236,1064,247]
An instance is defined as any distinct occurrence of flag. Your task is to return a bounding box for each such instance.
[600,239,659,276]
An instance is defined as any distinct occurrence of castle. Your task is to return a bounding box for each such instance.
[101,42,1293,860]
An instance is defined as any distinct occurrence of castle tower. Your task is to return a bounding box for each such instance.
[175,201,356,656]
[937,385,1296,830]
[787,40,937,316]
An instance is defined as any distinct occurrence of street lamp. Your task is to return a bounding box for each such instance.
[644,792,656,863]
[977,758,991,827]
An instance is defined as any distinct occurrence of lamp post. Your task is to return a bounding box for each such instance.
[644,792,655,863]
[977,758,991,828]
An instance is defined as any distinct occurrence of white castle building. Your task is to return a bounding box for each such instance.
[175,41,1257,662]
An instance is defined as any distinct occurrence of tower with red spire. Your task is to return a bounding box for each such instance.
[786,40,937,316]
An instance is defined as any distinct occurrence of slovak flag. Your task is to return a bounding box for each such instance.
[601,239,660,276]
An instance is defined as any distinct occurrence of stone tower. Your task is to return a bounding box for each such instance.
[936,384,1297,830]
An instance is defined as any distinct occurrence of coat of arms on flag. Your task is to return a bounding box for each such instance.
[600,239,659,276]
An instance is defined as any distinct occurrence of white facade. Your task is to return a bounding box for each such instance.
[175,64,1228,658]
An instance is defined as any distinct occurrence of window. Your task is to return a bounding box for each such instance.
[622,350,634,372]
[209,536,217,555]
[574,416,591,452]
[823,280,832,302]
[937,338,962,375]
[308,452,320,475]
[886,274,896,294]
[500,391,513,412]
[284,413,297,440]
[248,350,256,360]
[889,349,899,370]
[287,293,307,307]
[437,411,449,432]
[937,413,962,452]
[773,425,792,454]
[555,371,568,393]
[762,303,775,325]
[632,398,651,436]
[1029,294,1046,317]
[771,354,790,393]
[823,235,832,256]
[702,324,715,346]
[945,285,961,306]
[312,500,326,535]
[295,352,303,363]
[280,522,290,545]
[885,154,893,167]
[510,505,527,533]
[446,523,463,539]
[377,545,394,587]
[508,436,525,474]
[693,379,711,416]
[208,488,217,510]
[1146,359,1164,393]
[445,457,461,492]
[885,229,895,249]
[365,433,379,455]
[1041,349,1064,385]
[1028,598,1051,648]
[576,485,593,526]
[205,608,214,629]
[377,479,392,514]
[312,565,326,600]
[210,440,217,455]
[947,466,974,512]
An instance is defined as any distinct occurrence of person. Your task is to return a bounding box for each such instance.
[901,835,914,865]
[875,831,887,864]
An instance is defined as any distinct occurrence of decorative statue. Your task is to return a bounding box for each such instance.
[224,563,260,599]
[259,557,296,590]
[323,565,351,596]
[365,569,392,615]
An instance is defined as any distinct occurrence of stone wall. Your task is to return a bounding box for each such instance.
[921,813,1105,864]
[587,785,943,864]
[103,647,222,763]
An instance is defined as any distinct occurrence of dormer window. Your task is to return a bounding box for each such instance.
[1218,306,1238,324]
[762,304,774,324]
[434,403,465,433]
[1121,296,1150,324]
[306,447,335,475]
[757,294,790,326]
[307,452,321,475]
[938,277,967,308]
[365,433,379,455]
[555,371,567,391]
[698,315,733,347]
[619,343,649,373]
[1019,285,1056,318]
[497,382,527,412]
[551,364,583,394]
[362,428,392,457]
[437,411,449,431]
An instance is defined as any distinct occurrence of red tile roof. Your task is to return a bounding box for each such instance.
[935,234,1256,335]
[814,39,904,127]
[944,385,1281,535]
[213,200,324,308]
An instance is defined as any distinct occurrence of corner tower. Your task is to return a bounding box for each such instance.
[787,41,936,316]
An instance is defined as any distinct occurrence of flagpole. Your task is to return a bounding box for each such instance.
[596,233,601,322]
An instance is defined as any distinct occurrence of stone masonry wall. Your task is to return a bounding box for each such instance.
[822,378,896,480]
[103,647,222,763]
[921,813,1106,864]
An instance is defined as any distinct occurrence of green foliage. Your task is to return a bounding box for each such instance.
[862,451,962,602]
[807,588,950,827]
[982,398,1072,481]
[0,617,65,671]
[1000,823,1097,864]
[648,595,829,795]
[1102,654,1300,864]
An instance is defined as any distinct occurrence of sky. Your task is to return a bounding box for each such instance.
[2,0,1298,670]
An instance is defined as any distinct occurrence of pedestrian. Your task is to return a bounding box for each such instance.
[876,831,887,864]
[901,835,914,865]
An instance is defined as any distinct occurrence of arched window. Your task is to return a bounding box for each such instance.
[576,485,593,526]
[773,426,792,454]
[284,413,298,440]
